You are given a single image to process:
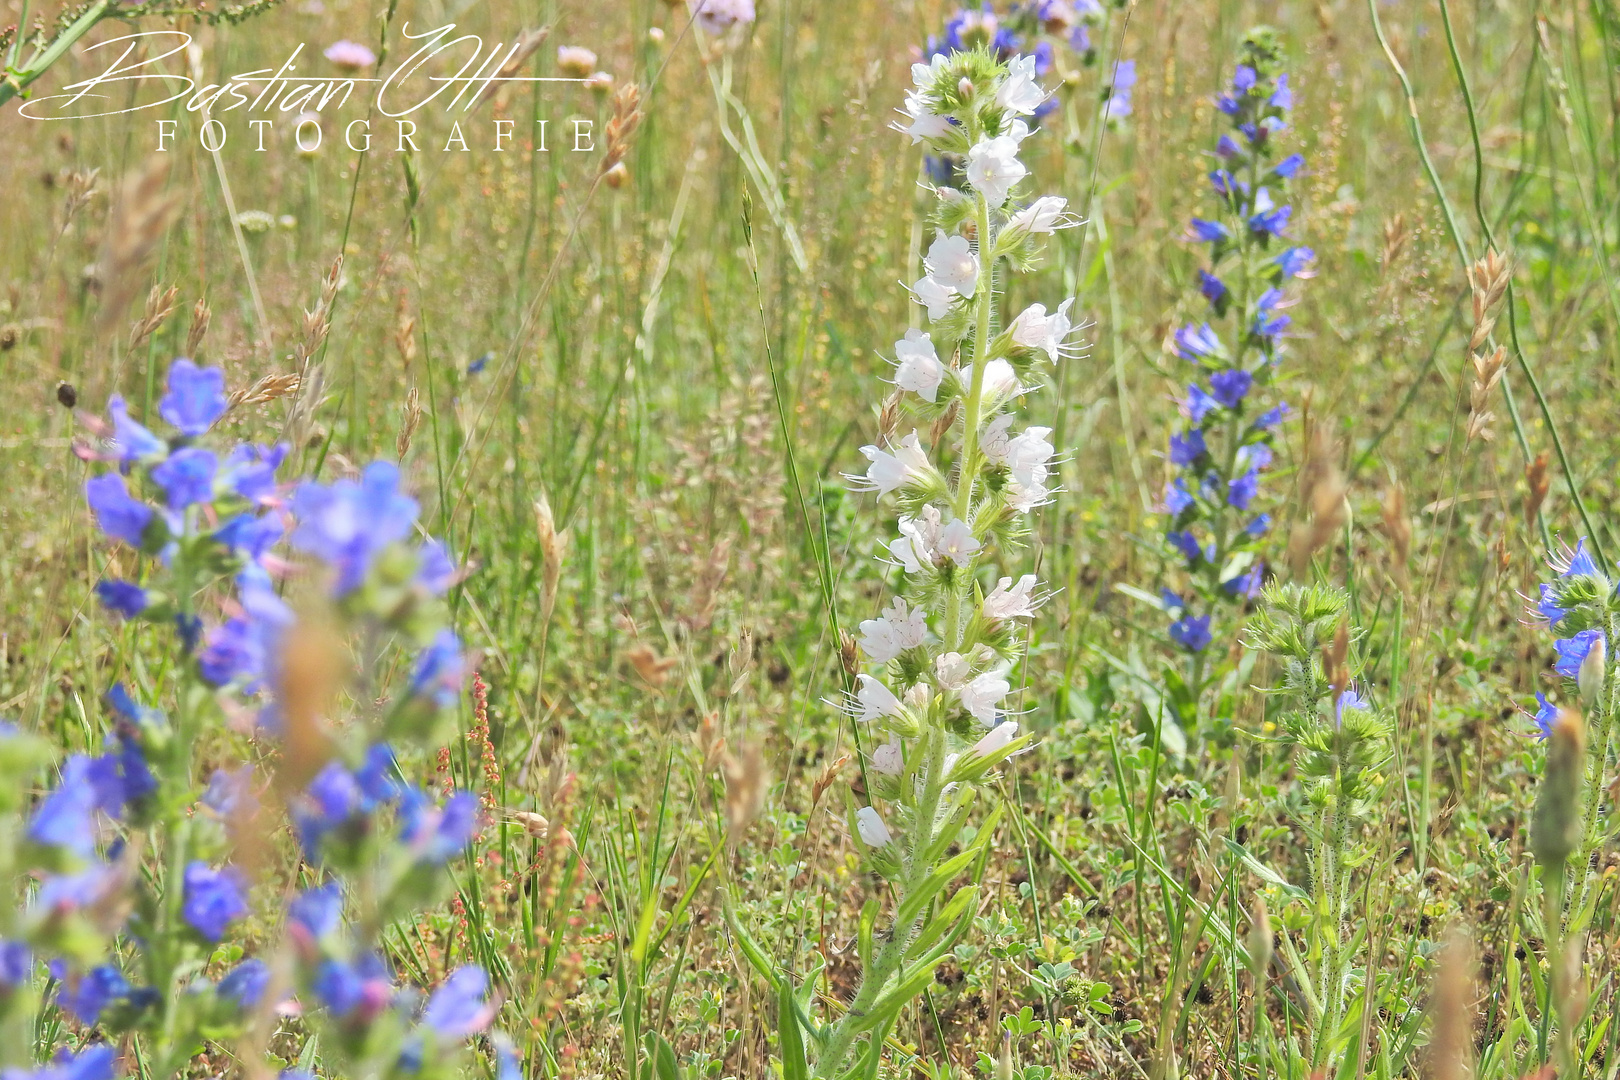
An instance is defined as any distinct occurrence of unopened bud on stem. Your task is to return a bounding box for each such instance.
[1531,708,1586,871]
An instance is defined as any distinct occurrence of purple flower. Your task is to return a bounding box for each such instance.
[1169,428,1207,467]
[1209,368,1252,407]
[86,474,154,547]
[218,959,270,1008]
[158,359,228,436]
[1273,152,1305,179]
[1253,288,1290,337]
[1174,323,1224,361]
[150,447,218,510]
[288,882,345,943]
[1184,384,1219,424]
[1559,538,1601,578]
[1160,589,1187,613]
[1237,443,1274,471]
[1275,247,1314,278]
[182,862,248,941]
[28,755,112,854]
[1166,529,1203,566]
[1188,218,1230,243]
[0,941,32,987]
[197,617,273,688]
[355,744,401,804]
[1530,692,1559,740]
[411,630,465,708]
[1169,614,1212,652]
[215,512,284,559]
[1334,684,1369,726]
[1215,134,1242,158]
[1223,563,1265,598]
[1252,403,1290,431]
[203,765,257,819]
[416,540,457,595]
[1228,468,1261,510]
[421,966,494,1038]
[402,789,481,863]
[1164,478,1194,515]
[56,965,130,1024]
[220,443,288,504]
[35,865,119,915]
[1199,270,1228,306]
[1554,629,1604,677]
[20,1045,119,1080]
[95,580,149,619]
[290,461,421,594]
[107,396,166,463]
[312,953,392,1020]
[110,736,158,809]
[1232,64,1257,92]
[324,39,377,68]
[1269,73,1293,109]
[1535,583,1569,627]
[1247,188,1291,237]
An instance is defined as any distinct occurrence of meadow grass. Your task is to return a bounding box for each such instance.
[3,0,1620,1076]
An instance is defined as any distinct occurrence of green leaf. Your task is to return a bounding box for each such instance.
[778,978,809,1080]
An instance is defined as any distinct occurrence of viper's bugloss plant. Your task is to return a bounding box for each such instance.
[1148,28,1314,740]
[1246,581,1390,1072]
[802,44,1078,1078]
[0,358,520,1080]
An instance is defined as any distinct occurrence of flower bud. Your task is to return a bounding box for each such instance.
[958,77,975,99]
[1531,708,1586,871]
[1579,633,1606,707]
[1246,895,1272,980]
[968,719,1019,759]
[855,805,892,847]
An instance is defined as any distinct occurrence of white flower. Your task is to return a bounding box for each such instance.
[996,55,1047,116]
[893,329,945,402]
[903,683,931,709]
[935,651,971,689]
[851,431,932,495]
[871,738,904,775]
[894,90,952,144]
[968,719,1020,758]
[1006,195,1074,235]
[960,672,1010,724]
[964,134,1027,206]
[1006,474,1052,512]
[982,414,1016,465]
[858,597,928,663]
[937,518,981,566]
[924,233,979,297]
[911,275,957,322]
[1006,426,1054,488]
[983,574,1044,620]
[855,805,892,847]
[889,505,944,572]
[1009,299,1078,360]
[911,52,951,92]
[961,359,1022,401]
[853,674,903,722]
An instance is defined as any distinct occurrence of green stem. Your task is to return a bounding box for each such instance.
[0,0,112,108]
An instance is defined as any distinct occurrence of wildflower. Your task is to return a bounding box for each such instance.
[219,443,288,504]
[690,0,756,36]
[197,617,274,688]
[924,233,980,298]
[1102,59,1135,120]
[853,675,903,722]
[182,862,249,941]
[1188,218,1230,243]
[1247,188,1291,236]
[218,959,270,1008]
[1199,270,1228,306]
[983,574,1043,620]
[936,517,981,565]
[202,765,257,820]
[323,39,376,68]
[0,941,31,987]
[964,133,1027,206]
[1275,246,1314,277]
[1244,514,1271,538]
[1253,288,1290,336]
[959,672,1010,724]
[555,46,597,79]
[1209,368,1252,407]
[854,806,892,847]
[1534,583,1569,627]
[411,629,466,708]
[158,359,228,435]
[85,474,154,547]
[870,738,903,775]
[889,507,944,573]
[28,755,115,855]
[1273,152,1305,178]
[858,597,928,663]
[892,330,944,402]
[56,965,131,1024]
[1557,537,1601,579]
[967,719,1020,758]
[106,396,166,462]
[150,446,218,510]
[401,789,480,863]
[1164,479,1194,515]
[911,274,958,322]
[852,431,934,496]
[1530,692,1560,740]
[997,54,1046,115]
[313,953,393,1021]
[1166,529,1203,566]
[289,461,421,594]
[1553,629,1604,678]
[421,966,495,1039]
[1333,685,1370,726]
[94,579,148,619]
[1174,323,1224,362]
[1006,195,1071,235]
[895,90,952,144]
[1169,429,1206,467]
[1169,614,1212,652]
[1009,300,1077,361]
[1228,469,1261,510]
[288,882,345,944]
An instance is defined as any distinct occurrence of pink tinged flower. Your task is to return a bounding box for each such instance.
[924,233,979,297]
[1006,195,1073,235]
[969,719,1020,758]
[858,598,928,663]
[937,518,981,567]
[893,329,944,402]
[1010,299,1078,360]
[935,651,971,689]
[983,574,1044,620]
[895,90,951,144]
[981,414,1016,465]
[912,275,957,322]
[996,55,1047,115]
[323,40,376,68]
[853,675,903,722]
[962,359,1022,402]
[1006,427,1055,486]
[964,134,1027,206]
[960,672,1011,724]
[851,431,932,495]
[1580,633,1607,707]
[855,806,892,847]
[1006,474,1052,512]
[556,46,598,78]
[690,0,756,35]
[870,738,904,775]
[889,505,943,573]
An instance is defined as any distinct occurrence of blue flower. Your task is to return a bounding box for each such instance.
[1247,188,1291,237]
[1269,73,1293,109]
[1272,152,1305,179]
[203,765,257,820]
[1560,537,1601,578]
[110,736,158,809]
[1236,443,1274,471]
[1169,615,1212,652]
[421,966,493,1039]
[313,953,392,1020]
[86,474,154,547]
[1209,368,1252,408]
[1530,692,1559,740]
[1184,384,1219,424]
[150,447,218,511]
[182,862,248,941]
[1169,428,1206,467]
[1198,270,1228,307]
[95,580,148,619]
[197,617,273,688]
[1227,469,1261,510]
[1535,583,1569,627]
[1245,513,1272,538]
[1166,529,1203,566]
[1252,403,1289,431]
[1164,479,1194,516]
[355,744,402,804]
[411,630,465,709]
[158,359,228,436]
[107,396,166,463]
[1160,589,1187,614]
[1222,563,1265,598]
[1275,246,1314,278]
[1232,64,1257,92]
[288,882,344,943]
[28,755,112,854]
[416,540,457,595]
[290,461,421,594]
[25,1045,119,1080]
[1174,323,1224,361]
[220,443,288,504]
[1554,629,1604,677]
[0,941,32,987]
[56,965,130,1024]
[34,865,119,915]
[1215,134,1241,158]
[1253,288,1290,337]
[402,789,481,864]
[218,959,270,1008]
[1334,684,1369,726]
[1188,218,1230,243]
[468,352,492,375]
[214,512,284,559]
